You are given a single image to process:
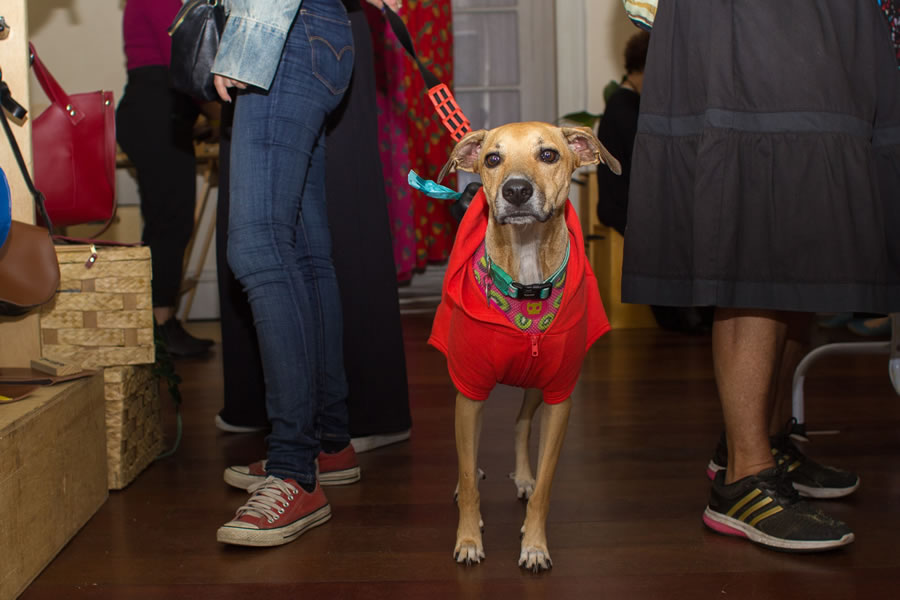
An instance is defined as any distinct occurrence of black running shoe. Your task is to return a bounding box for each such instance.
[703,467,854,552]
[706,423,860,499]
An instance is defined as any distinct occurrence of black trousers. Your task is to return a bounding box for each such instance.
[216,0,412,436]
[116,66,198,308]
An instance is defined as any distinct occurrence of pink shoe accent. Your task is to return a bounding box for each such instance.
[702,512,748,538]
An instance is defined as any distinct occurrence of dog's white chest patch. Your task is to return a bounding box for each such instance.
[471,244,566,334]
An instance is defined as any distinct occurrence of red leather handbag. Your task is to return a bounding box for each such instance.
[30,43,116,227]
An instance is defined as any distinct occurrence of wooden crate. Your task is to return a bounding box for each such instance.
[104,365,163,490]
[40,245,155,368]
[0,375,107,600]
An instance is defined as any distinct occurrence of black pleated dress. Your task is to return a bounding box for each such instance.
[622,0,900,313]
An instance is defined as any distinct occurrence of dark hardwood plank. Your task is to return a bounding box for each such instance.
[19,314,900,600]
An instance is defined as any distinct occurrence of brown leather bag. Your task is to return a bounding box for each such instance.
[0,77,61,317]
[0,220,60,316]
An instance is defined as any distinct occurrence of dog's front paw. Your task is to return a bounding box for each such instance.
[518,544,552,572]
[454,537,486,565]
[509,472,535,500]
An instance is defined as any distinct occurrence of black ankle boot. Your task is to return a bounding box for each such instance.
[157,318,213,358]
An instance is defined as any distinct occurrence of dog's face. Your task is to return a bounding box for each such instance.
[440,122,621,225]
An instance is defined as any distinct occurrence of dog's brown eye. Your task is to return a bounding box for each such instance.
[484,153,502,168]
[539,149,560,164]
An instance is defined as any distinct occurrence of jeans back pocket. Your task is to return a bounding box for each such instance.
[301,10,354,96]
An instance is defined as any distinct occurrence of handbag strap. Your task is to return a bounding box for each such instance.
[0,79,54,232]
[28,43,84,126]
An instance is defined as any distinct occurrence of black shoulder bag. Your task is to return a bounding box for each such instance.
[168,0,227,102]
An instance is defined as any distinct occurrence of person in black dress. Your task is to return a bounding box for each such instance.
[622,0,900,551]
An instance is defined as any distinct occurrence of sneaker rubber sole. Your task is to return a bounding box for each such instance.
[216,504,332,547]
[318,466,362,486]
[351,429,411,453]
[702,506,855,552]
[214,414,268,434]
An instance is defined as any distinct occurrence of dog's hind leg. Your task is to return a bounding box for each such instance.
[454,392,486,565]
[519,397,571,572]
[510,388,542,500]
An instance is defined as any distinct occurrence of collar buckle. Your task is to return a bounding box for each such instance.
[509,281,553,300]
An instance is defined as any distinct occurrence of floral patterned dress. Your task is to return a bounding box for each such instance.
[365,0,457,283]
[879,0,900,65]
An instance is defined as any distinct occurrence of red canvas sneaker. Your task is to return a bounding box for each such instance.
[224,445,361,490]
[316,445,362,485]
[216,476,331,547]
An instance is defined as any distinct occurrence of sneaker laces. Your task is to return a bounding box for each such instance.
[235,476,300,523]
[762,463,802,505]
[771,418,807,466]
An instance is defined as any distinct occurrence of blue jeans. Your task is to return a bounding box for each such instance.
[227,0,354,486]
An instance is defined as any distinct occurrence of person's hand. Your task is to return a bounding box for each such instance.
[214,74,248,103]
[365,0,401,11]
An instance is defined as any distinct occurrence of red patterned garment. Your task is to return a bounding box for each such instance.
[365,4,415,280]
[880,0,900,66]
[366,0,458,283]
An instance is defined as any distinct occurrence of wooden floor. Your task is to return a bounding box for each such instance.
[20,314,900,600]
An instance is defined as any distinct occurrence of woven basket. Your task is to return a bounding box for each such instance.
[105,365,163,490]
[40,245,155,368]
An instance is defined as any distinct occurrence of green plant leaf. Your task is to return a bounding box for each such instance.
[558,110,601,128]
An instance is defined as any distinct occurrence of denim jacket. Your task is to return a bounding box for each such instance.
[211,0,304,90]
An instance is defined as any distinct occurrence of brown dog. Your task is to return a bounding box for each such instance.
[431,122,621,571]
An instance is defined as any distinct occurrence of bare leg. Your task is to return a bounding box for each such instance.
[154,306,175,323]
[454,392,485,564]
[769,312,812,435]
[519,397,571,572]
[511,388,542,499]
[712,308,786,484]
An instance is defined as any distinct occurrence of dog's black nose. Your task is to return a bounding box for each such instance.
[501,179,534,207]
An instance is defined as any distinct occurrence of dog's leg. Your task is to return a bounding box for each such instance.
[519,397,571,572]
[510,388,542,500]
[455,392,486,565]
[453,408,486,503]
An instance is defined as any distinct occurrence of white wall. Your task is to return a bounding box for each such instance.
[556,0,637,220]
[28,0,138,208]
[557,0,637,119]
[28,1,127,104]
[585,1,637,115]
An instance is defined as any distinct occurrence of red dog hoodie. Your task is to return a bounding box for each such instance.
[429,188,610,404]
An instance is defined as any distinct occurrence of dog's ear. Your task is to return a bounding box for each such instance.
[438,129,487,183]
[562,126,623,175]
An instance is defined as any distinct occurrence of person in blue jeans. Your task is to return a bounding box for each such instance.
[210,0,392,547]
